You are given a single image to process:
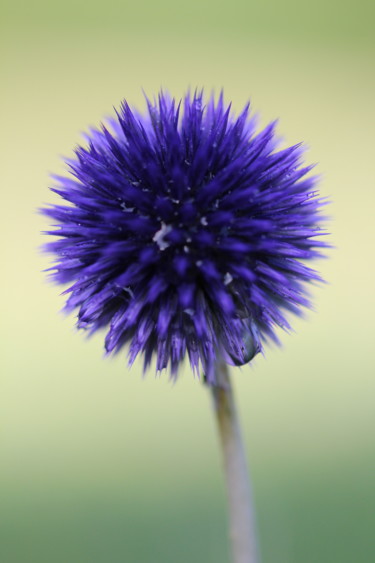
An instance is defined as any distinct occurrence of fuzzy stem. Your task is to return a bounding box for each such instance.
[210,360,259,563]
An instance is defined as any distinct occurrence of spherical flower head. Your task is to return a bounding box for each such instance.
[43,90,327,384]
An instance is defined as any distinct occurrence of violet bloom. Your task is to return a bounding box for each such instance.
[43,91,325,384]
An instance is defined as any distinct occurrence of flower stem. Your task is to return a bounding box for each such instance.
[210,360,259,563]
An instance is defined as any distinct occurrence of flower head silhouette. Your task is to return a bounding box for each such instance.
[43,91,326,383]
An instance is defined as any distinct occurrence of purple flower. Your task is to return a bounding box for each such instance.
[43,91,326,383]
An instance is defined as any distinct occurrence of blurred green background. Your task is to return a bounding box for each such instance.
[1,0,374,561]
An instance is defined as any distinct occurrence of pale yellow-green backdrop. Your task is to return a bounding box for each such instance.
[1,1,374,561]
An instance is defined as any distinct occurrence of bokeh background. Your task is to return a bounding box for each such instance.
[1,1,374,561]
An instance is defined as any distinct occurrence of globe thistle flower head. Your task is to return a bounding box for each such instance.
[43,90,327,384]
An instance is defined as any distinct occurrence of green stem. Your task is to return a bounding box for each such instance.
[210,360,259,563]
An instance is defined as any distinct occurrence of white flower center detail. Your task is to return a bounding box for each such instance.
[153,222,173,251]
[120,202,135,212]
[224,272,233,285]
